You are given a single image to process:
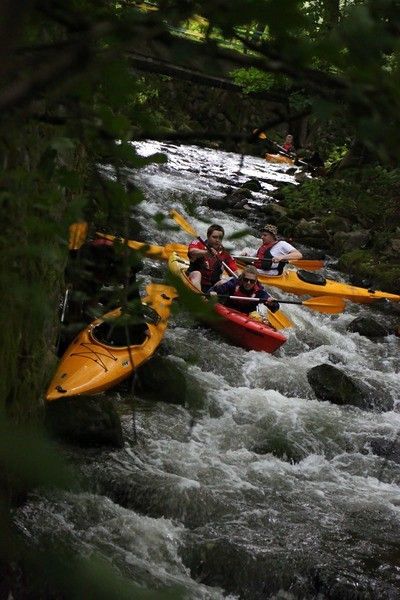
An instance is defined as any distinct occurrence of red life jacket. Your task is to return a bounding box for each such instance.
[226,282,264,314]
[254,241,279,270]
[188,240,235,289]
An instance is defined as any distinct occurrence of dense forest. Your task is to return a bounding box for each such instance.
[1,0,400,596]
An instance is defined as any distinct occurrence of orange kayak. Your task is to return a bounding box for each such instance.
[265,153,294,165]
[46,283,176,401]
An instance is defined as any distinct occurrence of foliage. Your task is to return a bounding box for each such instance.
[231,67,276,94]
[283,166,400,231]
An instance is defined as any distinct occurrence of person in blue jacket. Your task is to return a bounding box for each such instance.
[209,265,279,315]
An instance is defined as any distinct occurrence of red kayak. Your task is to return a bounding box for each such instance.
[168,252,287,353]
[213,303,287,353]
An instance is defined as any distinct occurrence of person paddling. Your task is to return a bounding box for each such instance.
[209,265,280,316]
[242,224,303,276]
[187,224,238,292]
[282,134,295,154]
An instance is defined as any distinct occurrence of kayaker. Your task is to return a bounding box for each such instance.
[187,224,238,292]
[242,224,303,276]
[282,134,295,154]
[209,265,280,315]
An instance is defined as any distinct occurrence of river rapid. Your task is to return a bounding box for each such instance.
[16,143,400,599]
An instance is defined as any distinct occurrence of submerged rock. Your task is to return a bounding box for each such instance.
[307,364,391,411]
[45,396,124,448]
[369,438,400,465]
[347,315,391,339]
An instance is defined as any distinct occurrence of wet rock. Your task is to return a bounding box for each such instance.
[369,438,400,465]
[367,298,400,317]
[347,315,391,339]
[307,364,381,410]
[45,397,124,448]
[251,437,303,463]
[241,179,262,192]
[207,188,253,210]
[136,355,204,412]
[136,355,188,404]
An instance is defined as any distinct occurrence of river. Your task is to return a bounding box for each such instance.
[15,143,400,598]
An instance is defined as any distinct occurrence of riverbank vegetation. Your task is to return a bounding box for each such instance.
[1,0,400,596]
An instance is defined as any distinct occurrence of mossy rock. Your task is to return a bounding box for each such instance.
[285,206,315,220]
[321,214,351,233]
[368,265,400,294]
[337,249,374,271]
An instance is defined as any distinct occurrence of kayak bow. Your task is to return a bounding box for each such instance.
[46,283,176,400]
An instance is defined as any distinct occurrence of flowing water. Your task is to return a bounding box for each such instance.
[16,143,400,599]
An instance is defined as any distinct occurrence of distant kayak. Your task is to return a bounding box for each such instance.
[265,153,294,165]
[168,253,287,353]
[46,283,176,401]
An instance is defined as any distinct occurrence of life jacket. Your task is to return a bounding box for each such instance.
[188,241,232,289]
[254,241,284,274]
[226,282,264,314]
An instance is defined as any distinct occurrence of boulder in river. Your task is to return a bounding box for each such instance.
[207,188,253,210]
[45,396,124,448]
[240,178,262,192]
[136,354,204,411]
[347,315,391,339]
[307,364,392,411]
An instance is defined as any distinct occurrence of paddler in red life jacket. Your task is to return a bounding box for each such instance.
[208,265,280,315]
[282,134,295,154]
[187,224,238,292]
[242,223,303,276]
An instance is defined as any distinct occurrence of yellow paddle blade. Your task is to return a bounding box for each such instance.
[302,295,346,314]
[68,222,88,250]
[170,210,198,237]
[267,309,293,330]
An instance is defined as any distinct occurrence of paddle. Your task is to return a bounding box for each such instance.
[169,210,294,330]
[233,255,324,271]
[210,294,345,315]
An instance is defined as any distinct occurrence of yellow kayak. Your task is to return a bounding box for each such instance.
[46,283,176,401]
[265,153,294,165]
[251,267,400,304]
[98,234,400,304]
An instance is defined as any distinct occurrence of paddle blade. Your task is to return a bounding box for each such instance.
[267,309,293,330]
[303,295,346,314]
[69,222,88,250]
[170,210,198,237]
